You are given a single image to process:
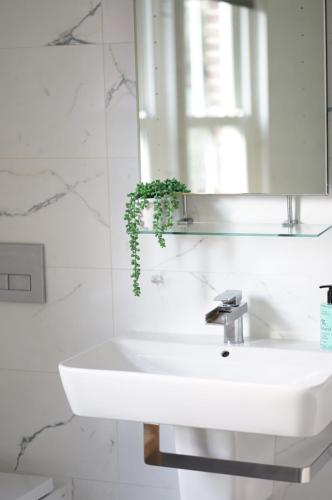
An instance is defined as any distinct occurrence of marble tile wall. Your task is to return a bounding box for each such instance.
[0,2,119,499]
[0,0,331,499]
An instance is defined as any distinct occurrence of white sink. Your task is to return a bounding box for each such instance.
[59,333,332,437]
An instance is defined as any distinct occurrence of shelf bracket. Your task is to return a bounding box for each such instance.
[282,195,299,227]
[177,194,194,225]
[144,424,332,484]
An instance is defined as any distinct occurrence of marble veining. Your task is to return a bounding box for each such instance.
[47,2,101,46]
[14,415,75,472]
[248,311,272,330]
[279,484,293,500]
[32,282,84,318]
[0,169,109,228]
[189,272,218,292]
[67,83,85,116]
[151,238,206,269]
[105,45,136,107]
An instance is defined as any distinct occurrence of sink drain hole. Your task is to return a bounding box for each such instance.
[221,350,230,358]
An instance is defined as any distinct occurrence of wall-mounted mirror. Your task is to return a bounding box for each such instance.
[135,0,328,195]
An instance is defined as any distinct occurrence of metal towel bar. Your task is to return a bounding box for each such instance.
[143,424,332,483]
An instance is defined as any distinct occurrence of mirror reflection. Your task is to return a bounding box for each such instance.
[135,0,327,195]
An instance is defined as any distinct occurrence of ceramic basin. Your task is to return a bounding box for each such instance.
[59,333,332,437]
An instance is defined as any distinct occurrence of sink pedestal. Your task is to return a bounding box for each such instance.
[174,427,275,500]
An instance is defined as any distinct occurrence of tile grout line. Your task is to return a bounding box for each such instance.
[100,1,117,340]
[0,367,57,375]
[100,1,121,487]
[71,476,178,490]
[46,265,113,270]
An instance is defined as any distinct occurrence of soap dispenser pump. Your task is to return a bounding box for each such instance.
[320,285,332,351]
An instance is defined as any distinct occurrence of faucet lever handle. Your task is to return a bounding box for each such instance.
[214,290,242,306]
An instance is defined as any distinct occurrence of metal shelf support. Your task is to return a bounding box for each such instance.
[177,194,194,225]
[282,195,299,227]
[144,424,332,484]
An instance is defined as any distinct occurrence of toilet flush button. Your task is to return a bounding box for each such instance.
[8,274,31,291]
[0,243,45,303]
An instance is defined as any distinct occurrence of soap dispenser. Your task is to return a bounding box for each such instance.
[320,285,332,351]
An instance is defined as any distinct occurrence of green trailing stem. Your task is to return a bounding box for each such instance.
[124,178,190,296]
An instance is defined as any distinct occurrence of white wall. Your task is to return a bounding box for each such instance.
[0,1,331,499]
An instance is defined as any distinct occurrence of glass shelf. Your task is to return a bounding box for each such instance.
[139,222,332,238]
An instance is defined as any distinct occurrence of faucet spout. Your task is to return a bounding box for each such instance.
[205,290,248,344]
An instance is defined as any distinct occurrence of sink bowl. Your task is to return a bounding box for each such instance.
[59,333,332,437]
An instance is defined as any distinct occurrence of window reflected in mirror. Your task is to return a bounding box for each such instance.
[135,0,327,195]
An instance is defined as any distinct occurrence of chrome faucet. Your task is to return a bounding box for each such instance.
[205,290,248,344]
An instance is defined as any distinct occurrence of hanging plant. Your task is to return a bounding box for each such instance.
[124,178,190,296]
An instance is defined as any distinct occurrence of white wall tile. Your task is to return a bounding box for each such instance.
[104,43,138,158]
[0,371,117,481]
[0,159,111,268]
[0,0,102,48]
[0,268,113,372]
[119,484,180,500]
[108,157,138,268]
[102,0,134,43]
[113,268,325,341]
[269,462,332,500]
[0,46,106,158]
[118,422,178,488]
[73,479,118,500]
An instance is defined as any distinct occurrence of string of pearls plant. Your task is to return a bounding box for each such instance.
[125,178,190,296]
